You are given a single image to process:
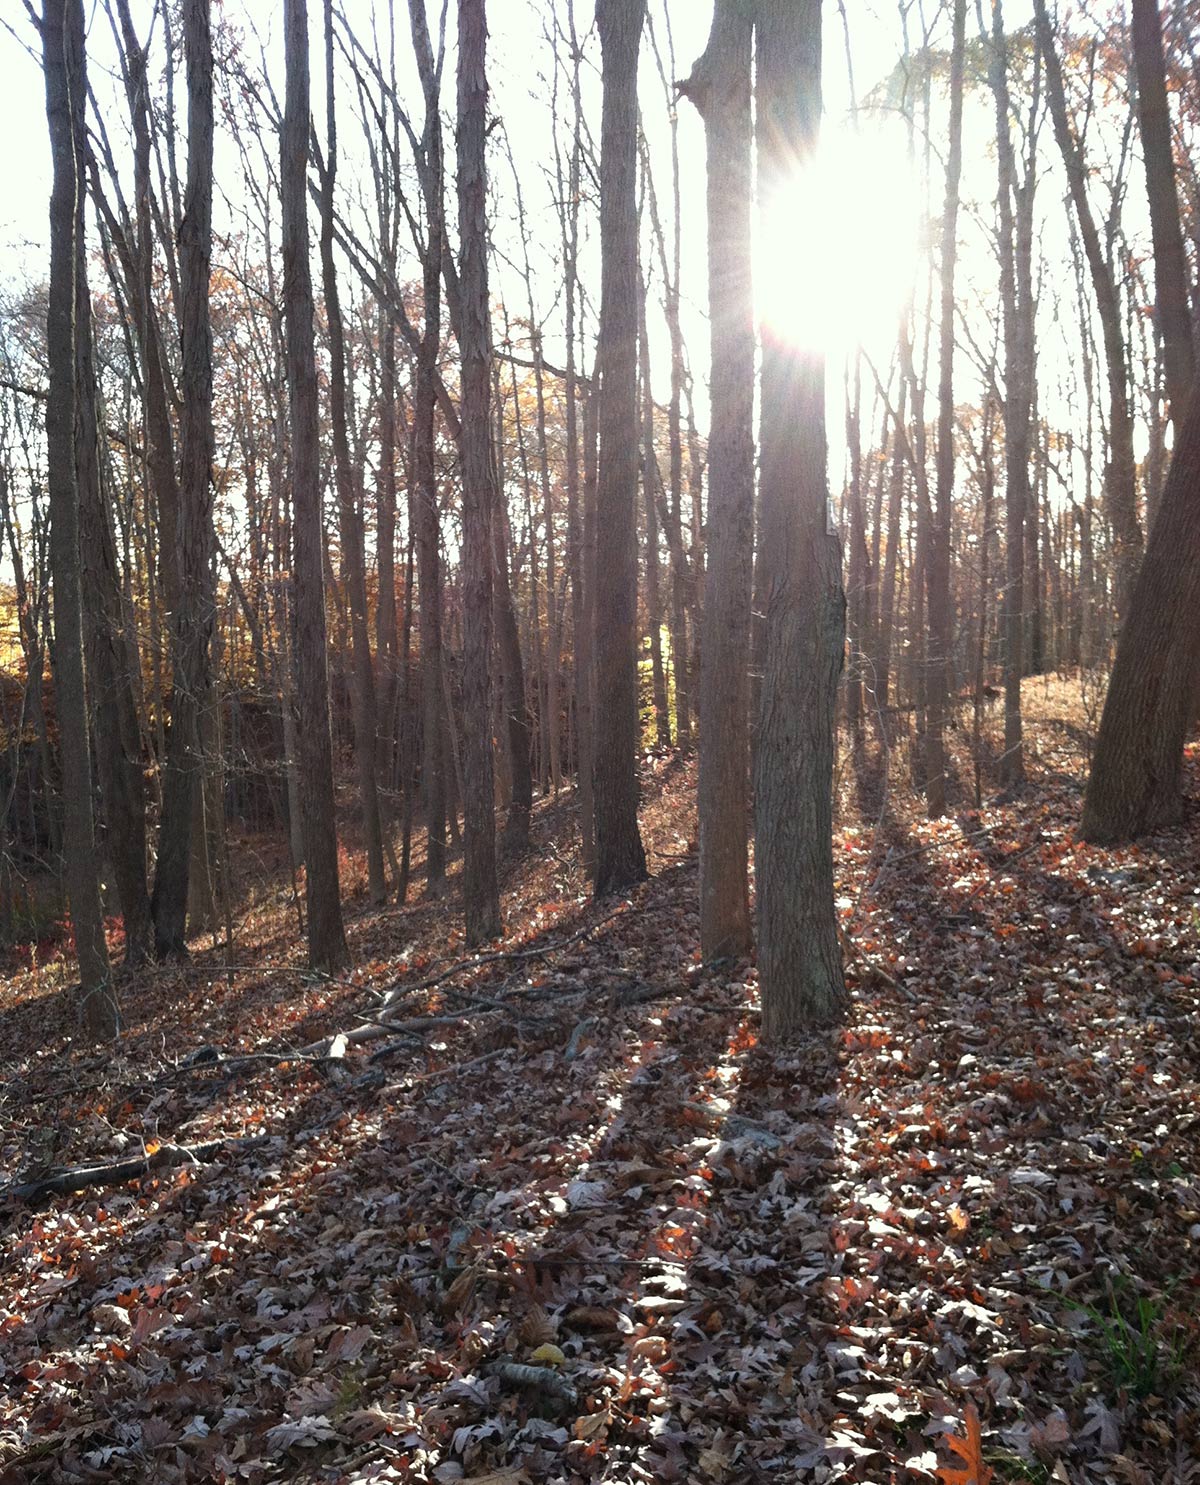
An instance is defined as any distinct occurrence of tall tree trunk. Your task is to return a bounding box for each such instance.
[683,0,753,964]
[924,0,966,818]
[42,0,116,1036]
[319,0,386,903]
[592,0,648,897]
[1082,384,1200,841]
[1131,0,1194,439]
[281,0,348,971]
[456,0,501,944]
[986,0,1032,787]
[753,0,846,1038]
[150,0,218,955]
[640,284,671,750]
[76,171,153,967]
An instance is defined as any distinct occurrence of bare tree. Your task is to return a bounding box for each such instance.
[753,0,846,1038]
[41,0,117,1036]
[592,0,648,897]
[456,0,502,943]
[682,0,754,963]
[281,0,348,971]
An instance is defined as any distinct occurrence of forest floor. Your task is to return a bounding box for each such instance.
[1,676,1199,1484]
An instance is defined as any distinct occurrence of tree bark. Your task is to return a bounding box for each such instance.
[683,0,754,964]
[456,0,502,945]
[42,0,117,1037]
[1081,384,1200,841]
[281,0,348,971]
[923,0,966,818]
[753,0,846,1038]
[319,0,386,904]
[592,0,649,897]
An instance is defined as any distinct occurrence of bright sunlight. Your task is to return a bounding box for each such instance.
[755,125,921,356]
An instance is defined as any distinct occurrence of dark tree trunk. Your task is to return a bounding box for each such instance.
[456,0,502,943]
[1082,384,1200,841]
[592,0,648,897]
[42,0,117,1036]
[281,0,348,971]
[753,0,846,1038]
[683,0,754,963]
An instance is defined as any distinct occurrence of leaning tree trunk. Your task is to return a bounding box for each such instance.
[1081,384,1200,842]
[753,0,847,1038]
[42,0,116,1036]
[281,0,348,971]
[456,0,502,944]
[683,0,754,963]
[592,0,648,898]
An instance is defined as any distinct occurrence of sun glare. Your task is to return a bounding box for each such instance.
[755,126,920,357]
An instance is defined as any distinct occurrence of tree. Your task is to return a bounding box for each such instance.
[41,0,117,1036]
[1131,0,1193,439]
[317,0,386,905]
[281,0,349,972]
[157,0,220,954]
[592,0,648,898]
[1081,383,1200,842]
[456,0,502,944]
[753,0,846,1038]
[923,0,966,818]
[683,0,754,963]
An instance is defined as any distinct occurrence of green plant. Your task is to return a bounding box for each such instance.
[1066,1279,1191,1399]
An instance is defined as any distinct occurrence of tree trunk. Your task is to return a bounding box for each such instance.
[456,0,502,945]
[319,0,386,904]
[1131,0,1194,440]
[42,0,117,1037]
[592,0,648,897]
[1081,384,1200,841]
[281,0,348,972]
[924,0,966,818]
[753,0,846,1038]
[640,285,671,750]
[683,0,754,964]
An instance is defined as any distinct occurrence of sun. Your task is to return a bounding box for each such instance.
[754,123,921,357]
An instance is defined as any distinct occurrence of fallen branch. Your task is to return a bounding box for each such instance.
[2,1135,270,1205]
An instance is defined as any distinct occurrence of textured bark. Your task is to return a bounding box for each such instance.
[456,0,501,945]
[77,255,153,967]
[408,0,448,895]
[640,289,671,750]
[281,0,348,972]
[683,0,754,964]
[1082,384,1200,841]
[592,0,648,897]
[753,0,846,1039]
[319,0,386,904]
[924,0,965,818]
[152,0,219,956]
[492,495,533,853]
[986,0,1033,787]
[42,0,117,1037]
[1035,0,1141,620]
[1131,0,1194,438]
